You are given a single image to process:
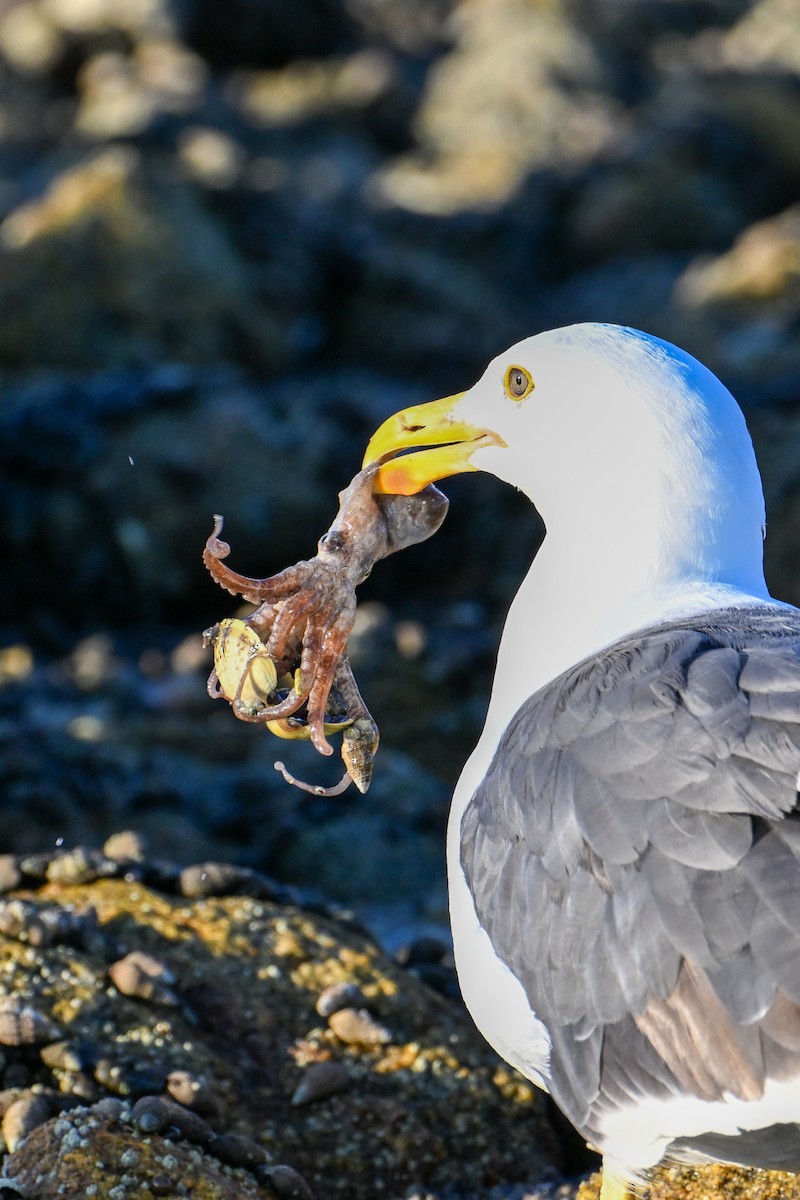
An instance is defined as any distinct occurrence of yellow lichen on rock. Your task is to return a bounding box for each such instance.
[0,864,560,1197]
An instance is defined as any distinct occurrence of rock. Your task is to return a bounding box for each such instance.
[0,148,288,371]
[678,205,800,313]
[577,1162,800,1200]
[0,863,561,1197]
[376,0,619,213]
[5,1102,271,1199]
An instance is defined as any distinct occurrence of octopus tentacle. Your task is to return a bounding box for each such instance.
[305,615,354,754]
[267,588,323,664]
[273,761,352,797]
[246,603,278,639]
[204,516,317,604]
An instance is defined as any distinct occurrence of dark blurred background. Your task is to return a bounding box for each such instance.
[1,0,799,944]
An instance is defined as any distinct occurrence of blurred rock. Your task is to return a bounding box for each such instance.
[678,204,800,312]
[376,0,621,214]
[0,148,287,369]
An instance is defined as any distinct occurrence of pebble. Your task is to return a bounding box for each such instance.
[0,902,89,950]
[131,1095,212,1142]
[209,1131,270,1169]
[108,951,178,1006]
[327,1007,391,1047]
[166,1069,215,1113]
[130,1095,164,1133]
[0,900,50,947]
[257,1164,314,1200]
[0,1091,21,1117]
[63,1072,101,1102]
[179,861,280,900]
[103,831,147,862]
[0,1000,60,1047]
[291,1060,351,1107]
[179,862,251,898]
[40,1040,96,1073]
[92,1097,126,1122]
[2,1092,52,1151]
[36,905,90,947]
[314,981,366,1018]
[0,857,22,893]
[93,1058,166,1098]
[16,853,54,881]
[46,847,118,885]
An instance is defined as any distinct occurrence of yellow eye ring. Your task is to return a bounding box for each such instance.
[504,364,534,401]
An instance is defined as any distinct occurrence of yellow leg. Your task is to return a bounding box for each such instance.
[600,1160,634,1200]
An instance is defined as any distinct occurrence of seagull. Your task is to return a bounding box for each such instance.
[362,323,800,1199]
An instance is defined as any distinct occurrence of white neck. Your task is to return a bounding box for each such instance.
[451,532,772,819]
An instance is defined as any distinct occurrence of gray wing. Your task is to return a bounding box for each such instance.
[460,605,800,1158]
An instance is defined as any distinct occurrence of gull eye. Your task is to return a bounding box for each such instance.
[504,365,534,401]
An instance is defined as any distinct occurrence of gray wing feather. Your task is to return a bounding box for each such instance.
[460,605,800,1144]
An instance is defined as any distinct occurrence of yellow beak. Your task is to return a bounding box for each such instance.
[362,393,506,496]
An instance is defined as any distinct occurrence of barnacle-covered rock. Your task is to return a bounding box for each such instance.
[0,845,561,1198]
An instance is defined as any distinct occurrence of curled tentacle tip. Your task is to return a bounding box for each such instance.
[310,730,335,757]
[274,761,352,796]
[206,668,224,699]
[205,540,232,561]
[205,516,231,560]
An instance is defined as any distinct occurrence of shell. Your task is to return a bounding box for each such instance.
[93,1058,166,1097]
[209,1132,270,1169]
[327,1007,391,1047]
[211,619,277,715]
[103,830,147,862]
[291,1061,351,1107]
[107,951,178,1006]
[257,1164,314,1200]
[39,1040,94,1073]
[315,982,366,1019]
[166,1069,216,1114]
[131,1095,212,1143]
[0,1001,59,1047]
[2,1093,52,1151]
[341,718,380,794]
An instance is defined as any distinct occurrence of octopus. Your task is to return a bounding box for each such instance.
[203,462,448,795]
